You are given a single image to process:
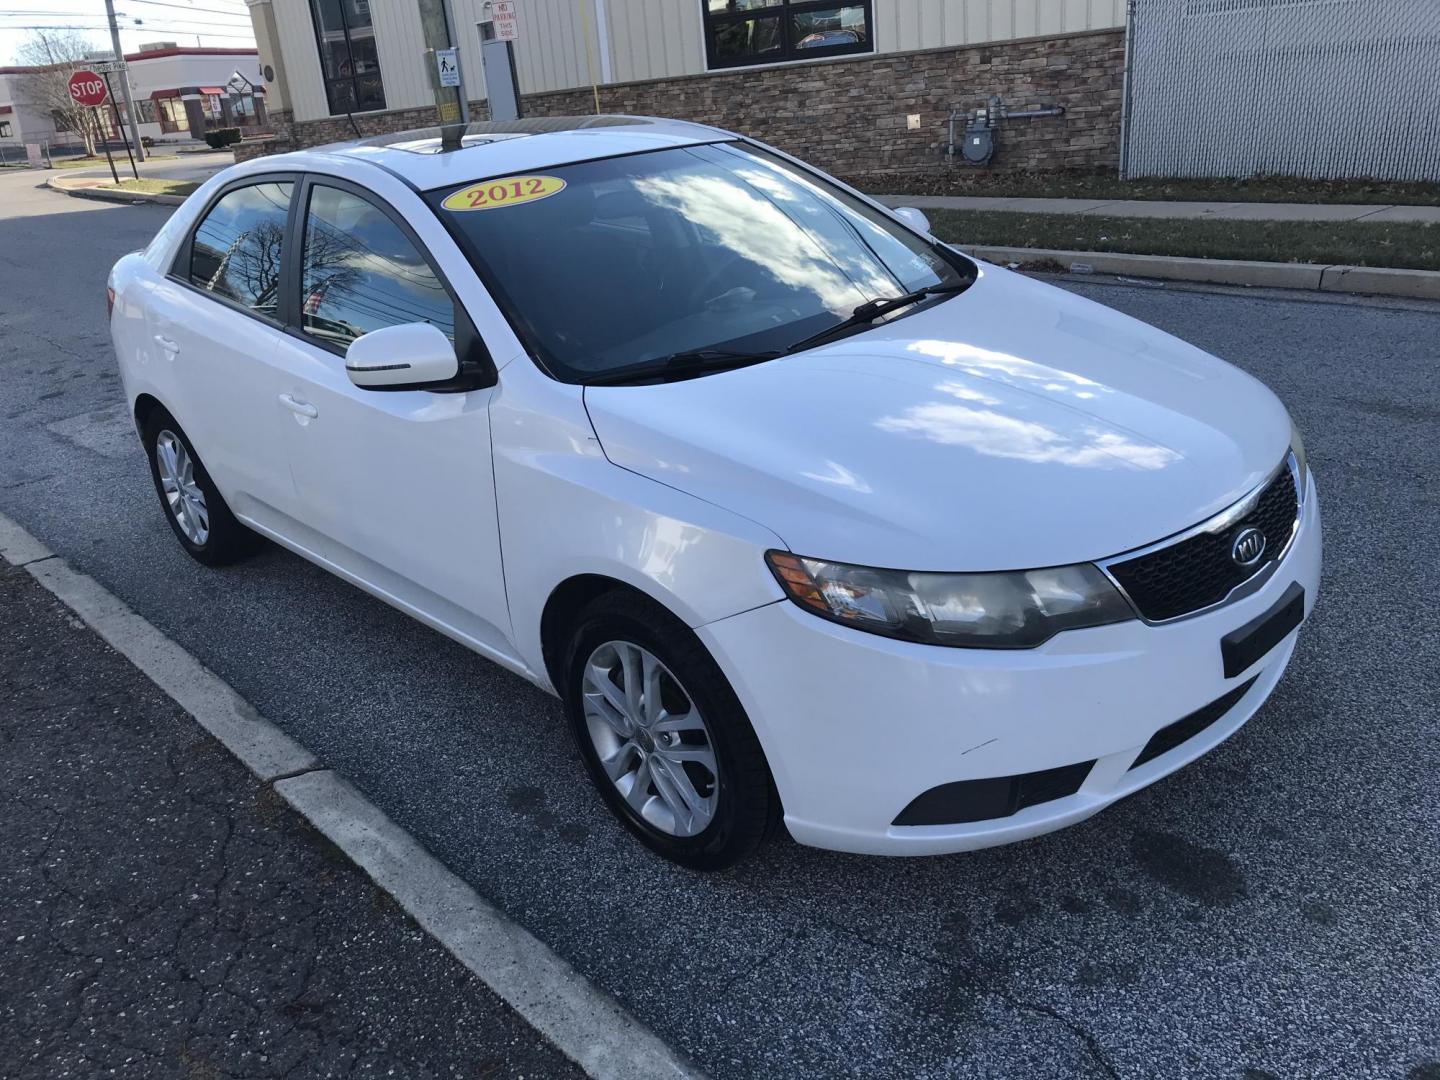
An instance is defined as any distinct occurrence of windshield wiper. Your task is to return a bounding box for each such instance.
[584,347,786,386]
[582,281,966,386]
[785,282,969,355]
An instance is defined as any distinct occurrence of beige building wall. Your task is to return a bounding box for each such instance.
[244,0,293,114]
[270,0,329,119]
[606,0,704,84]
[366,1,445,111]
[876,0,1124,53]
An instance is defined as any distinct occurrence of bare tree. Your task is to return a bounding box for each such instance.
[12,30,106,156]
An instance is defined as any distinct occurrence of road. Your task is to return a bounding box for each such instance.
[3,171,1438,1079]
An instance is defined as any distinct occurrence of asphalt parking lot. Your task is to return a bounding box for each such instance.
[2,170,1438,1079]
[0,559,585,1080]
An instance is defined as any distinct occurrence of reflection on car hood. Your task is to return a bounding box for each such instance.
[583,265,1291,570]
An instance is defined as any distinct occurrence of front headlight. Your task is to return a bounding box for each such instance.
[766,551,1135,649]
[1290,418,1309,501]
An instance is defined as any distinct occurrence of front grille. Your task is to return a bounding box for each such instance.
[1130,676,1258,769]
[1107,465,1299,622]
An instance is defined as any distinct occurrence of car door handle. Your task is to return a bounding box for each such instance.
[154,334,179,352]
[278,393,318,419]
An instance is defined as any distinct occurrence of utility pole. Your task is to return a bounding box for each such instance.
[439,0,470,124]
[104,0,145,161]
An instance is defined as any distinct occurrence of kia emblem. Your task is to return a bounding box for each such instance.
[1231,527,1266,567]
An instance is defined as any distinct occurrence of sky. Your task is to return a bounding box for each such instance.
[1,0,256,66]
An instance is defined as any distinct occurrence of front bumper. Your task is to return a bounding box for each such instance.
[698,479,1322,856]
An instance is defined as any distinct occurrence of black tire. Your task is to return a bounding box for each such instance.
[142,407,260,567]
[562,590,781,870]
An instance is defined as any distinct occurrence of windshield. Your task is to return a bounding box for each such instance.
[428,141,972,382]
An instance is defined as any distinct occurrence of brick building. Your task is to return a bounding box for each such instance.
[241,1,1127,177]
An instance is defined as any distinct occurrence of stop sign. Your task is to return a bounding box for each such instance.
[68,70,109,108]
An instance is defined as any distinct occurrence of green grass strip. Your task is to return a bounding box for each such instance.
[927,210,1440,272]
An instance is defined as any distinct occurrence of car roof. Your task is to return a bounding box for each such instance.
[265,115,732,193]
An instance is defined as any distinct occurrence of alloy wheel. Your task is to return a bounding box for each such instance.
[155,429,209,545]
[581,640,719,838]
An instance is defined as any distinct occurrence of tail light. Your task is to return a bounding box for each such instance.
[106,286,116,319]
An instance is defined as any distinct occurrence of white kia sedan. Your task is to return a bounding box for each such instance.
[108,117,1320,869]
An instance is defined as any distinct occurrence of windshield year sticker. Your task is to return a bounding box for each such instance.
[442,175,566,211]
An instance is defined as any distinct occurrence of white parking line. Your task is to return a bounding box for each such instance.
[0,508,706,1080]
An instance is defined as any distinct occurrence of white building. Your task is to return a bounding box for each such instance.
[0,43,267,152]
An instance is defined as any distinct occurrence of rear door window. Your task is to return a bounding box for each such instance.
[187,181,293,317]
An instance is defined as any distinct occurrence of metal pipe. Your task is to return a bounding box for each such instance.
[1119,0,1137,179]
[1000,106,1065,119]
[946,109,961,159]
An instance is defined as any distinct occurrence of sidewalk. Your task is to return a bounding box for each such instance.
[872,193,1440,224]
[0,559,584,1080]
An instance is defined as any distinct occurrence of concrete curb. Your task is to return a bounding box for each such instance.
[46,174,187,206]
[24,555,320,781]
[875,193,1440,224]
[0,507,707,1080]
[278,770,701,1080]
[955,244,1440,301]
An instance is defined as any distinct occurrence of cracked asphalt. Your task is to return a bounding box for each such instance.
[2,167,1439,1079]
[0,558,585,1079]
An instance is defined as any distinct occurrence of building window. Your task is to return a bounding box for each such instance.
[158,98,189,133]
[232,94,256,124]
[0,121,11,139]
[702,0,872,69]
[136,99,157,124]
[310,0,387,114]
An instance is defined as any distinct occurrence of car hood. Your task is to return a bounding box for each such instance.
[583,265,1291,571]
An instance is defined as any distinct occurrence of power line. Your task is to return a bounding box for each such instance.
[0,6,247,17]
[1,22,254,38]
[121,1,254,18]
[145,25,259,39]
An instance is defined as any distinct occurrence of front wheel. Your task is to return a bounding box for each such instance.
[562,592,780,870]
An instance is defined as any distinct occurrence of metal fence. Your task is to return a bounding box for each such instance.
[0,141,92,168]
[1121,0,1440,180]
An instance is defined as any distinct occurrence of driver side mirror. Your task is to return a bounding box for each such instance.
[345,323,459,391]
[893,206,932,235]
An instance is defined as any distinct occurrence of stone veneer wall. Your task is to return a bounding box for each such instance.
[524,29,1124,176]
[236,28,1124,175]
